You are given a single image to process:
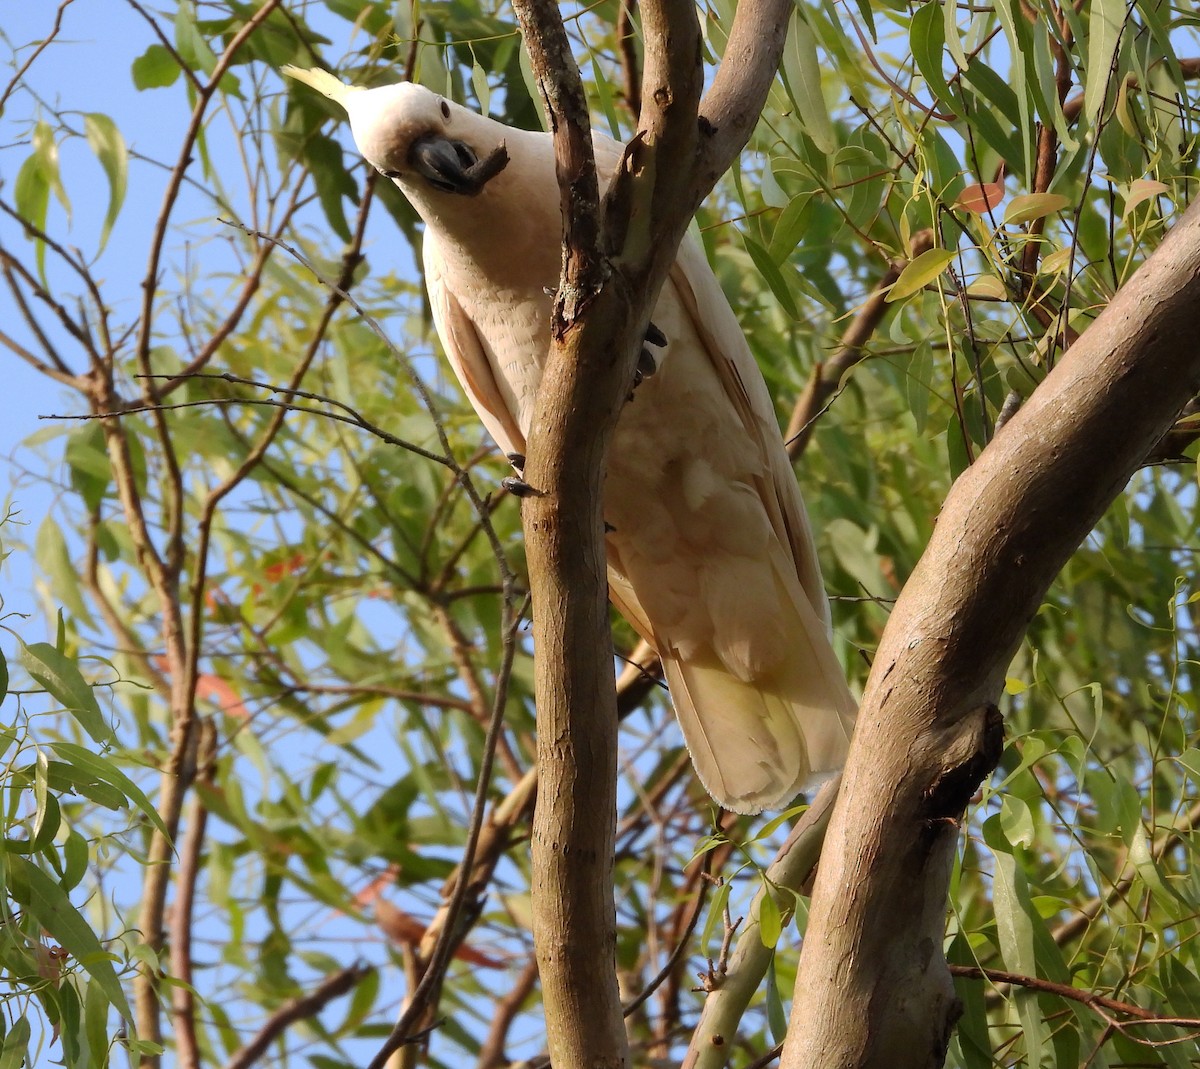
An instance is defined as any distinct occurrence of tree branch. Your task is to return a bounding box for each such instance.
[506,3,796,1063]
[785,231,934,461]
[684,779,838,1069]
[782,201,1200,1067]
[222,963,373,1069]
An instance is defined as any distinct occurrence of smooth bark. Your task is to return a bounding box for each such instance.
[782,200,1200,1068]
[508,0,790,1064]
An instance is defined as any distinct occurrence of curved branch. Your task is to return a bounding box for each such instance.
[782,201,1200,1067]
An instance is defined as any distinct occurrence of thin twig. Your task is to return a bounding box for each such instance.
[785,230,934,460]
[222,963,374,1069]
[949,962,1200,1036]
[42,395,453,469]
[0,0,76,114]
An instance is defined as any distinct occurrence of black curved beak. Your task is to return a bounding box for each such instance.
[407,135,509,196]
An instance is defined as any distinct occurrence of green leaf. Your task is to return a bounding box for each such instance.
[7,855,132,1020]
[590,56,620,142]
[0,1017,30,1069]
[911,2,955,115]
[84,979,110,1069]
[304,133,356,242]
[743,236,799,318]
[175,3,218,76]
[886,248,956,302]
[0,648,8,706]
[83,115,128,253]
[132,43,181,89]
[783,12,835,153]
[700,878,731,950]
[36,518,95,629]
[984,816,1049,1066]
[49,742,170,842]
[17,640,114,746]
[764,954,788,1045]
[65,422,114,512]
[943,0,968,73]
[1084,0,1124,126]
[758,886,783,948]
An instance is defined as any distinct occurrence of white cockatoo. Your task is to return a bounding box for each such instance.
[283,66,856,813]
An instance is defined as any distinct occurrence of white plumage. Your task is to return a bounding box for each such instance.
[283,67,857,813]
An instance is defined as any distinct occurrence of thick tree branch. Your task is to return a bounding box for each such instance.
[782,200,1200,1068]
[507,1,795,1064]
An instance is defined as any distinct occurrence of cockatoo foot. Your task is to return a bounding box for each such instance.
[501,475,542,498]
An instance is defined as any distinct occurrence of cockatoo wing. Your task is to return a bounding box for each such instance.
[600,242,856,814]
[668,247,832,630]
[425,242,527,459]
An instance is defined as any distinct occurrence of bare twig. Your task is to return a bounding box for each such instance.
[785,230,935,461]
[950,962,1200,1038]
[222,963,374,1069]
[0,0,76,114]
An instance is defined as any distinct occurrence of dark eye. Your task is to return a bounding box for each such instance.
[380,169,401,179]
[440,100,451,120]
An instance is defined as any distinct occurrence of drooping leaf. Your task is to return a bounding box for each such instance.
[886,248,957,302]
[83,114,128,253]
[783,11,836,154]
[49,742,170,841]
[6,856,132,1020]
[17,641,114,746]
[1004,193,1071,226]
[758,885,783,949]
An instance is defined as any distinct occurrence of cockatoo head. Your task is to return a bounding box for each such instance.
[282,68,508,197]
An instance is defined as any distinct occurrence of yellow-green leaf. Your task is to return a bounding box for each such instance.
[1004,192,1070,226]
[886,248,957,302]
[1121,178,1169,221]
[967,274,1008,300]
[758,886,783,948]
[83,114,127,253]
[132,43,181,89]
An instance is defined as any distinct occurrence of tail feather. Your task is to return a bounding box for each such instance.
[665,651,854,814]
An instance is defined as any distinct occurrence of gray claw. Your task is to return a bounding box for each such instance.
[501,475,541,498]
[644,321,667,348]
[633,348,659,388]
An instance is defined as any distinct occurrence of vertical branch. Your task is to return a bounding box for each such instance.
[508,0,795,1064]
[507,3,629,1063]
[168,719,216,1069]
